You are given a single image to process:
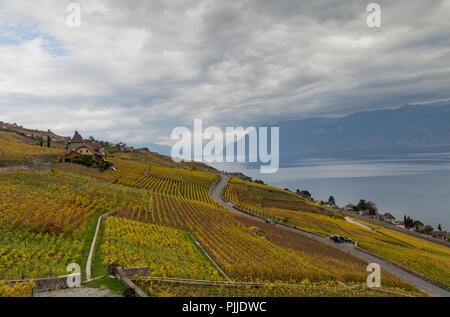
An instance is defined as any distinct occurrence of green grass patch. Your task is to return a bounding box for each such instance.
[83,277,126,295]
[90,219,108,278]
[79,211,109,281]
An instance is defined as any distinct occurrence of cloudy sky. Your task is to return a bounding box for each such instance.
[0,0,449,147]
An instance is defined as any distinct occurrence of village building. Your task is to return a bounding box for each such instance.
[344,204,355,211]
[429,230,448,241]
[60,131,105,163]
[382,212,396,224]
[359,209,370,216]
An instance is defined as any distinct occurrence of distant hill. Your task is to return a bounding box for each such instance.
[221,103,450,166]
[147,143,172,156]
[276,103,450,163]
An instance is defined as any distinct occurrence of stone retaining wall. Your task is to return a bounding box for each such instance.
[8,275,74,293]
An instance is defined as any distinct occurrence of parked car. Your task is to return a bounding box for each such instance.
[265,218,276,225]
[329,235,341,243]
[329,235,353,243]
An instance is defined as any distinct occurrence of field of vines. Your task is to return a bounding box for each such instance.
[114,174,219,206]
[112,151,218,172]
[0,131,63,161]
[0,170,147,280]
[110,159,220,206]
[223,182,450,288]
[102,217,223,280]
[113,193,411,289]
[228,176,319,207]
[55,163,114,181]
[0,281,35,297]
[134,277,423,297]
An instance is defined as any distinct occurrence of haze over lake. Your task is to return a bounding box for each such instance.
[212,152,450,230]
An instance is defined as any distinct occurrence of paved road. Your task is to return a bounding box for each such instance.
[210,174,450,297]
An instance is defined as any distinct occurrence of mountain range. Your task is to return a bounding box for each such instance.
[131,103,450,165]
[275,103,450,165]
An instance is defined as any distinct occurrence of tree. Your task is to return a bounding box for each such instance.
[47,136,51,148]
[328,196,336,205]
[299,190,312,199]
[413,220,424,230]
[71,155,96,167]
[39,137,43,147]
[438,224,442,231]
[423,225,434,234]
[296,189,301,195]
[356,200,377,215]
[356,199,369,211]
[367,201,378,215]
[404,215,414,228]
[98,160,113,171]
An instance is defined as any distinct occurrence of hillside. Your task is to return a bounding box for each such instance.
[0,123,448,297]
[0,122,217,173]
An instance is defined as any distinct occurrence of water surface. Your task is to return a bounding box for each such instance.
[212,153,450,229]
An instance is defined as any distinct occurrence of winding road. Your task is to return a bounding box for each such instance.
[210,174,450,297]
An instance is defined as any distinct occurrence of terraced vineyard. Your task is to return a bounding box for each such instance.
[134,277,423,297]
[223,181,450,288]
[114,174,219,206]
[0,170,147,280]
[114,193,411,289]
[0,281,35,297]
[0,136,442,296]
[0,131,64,161]
[102,217,223,280]
[110,159,220,206]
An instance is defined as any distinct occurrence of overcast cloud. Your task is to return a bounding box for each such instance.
[0,0,449,146]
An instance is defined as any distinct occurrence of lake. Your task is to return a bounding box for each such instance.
[211,152,450,230]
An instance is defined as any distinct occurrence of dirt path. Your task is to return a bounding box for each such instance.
[210,174,450,297]
[345,216,375,231]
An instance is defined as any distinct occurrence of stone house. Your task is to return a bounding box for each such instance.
[61,131,105,163]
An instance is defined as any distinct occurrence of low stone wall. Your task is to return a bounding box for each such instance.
[107,264,147,297]
[123,267,149,280]
[29,155,59,165]
[8,275,73,293]
[0,164,52,173]
[0,161,31,168]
